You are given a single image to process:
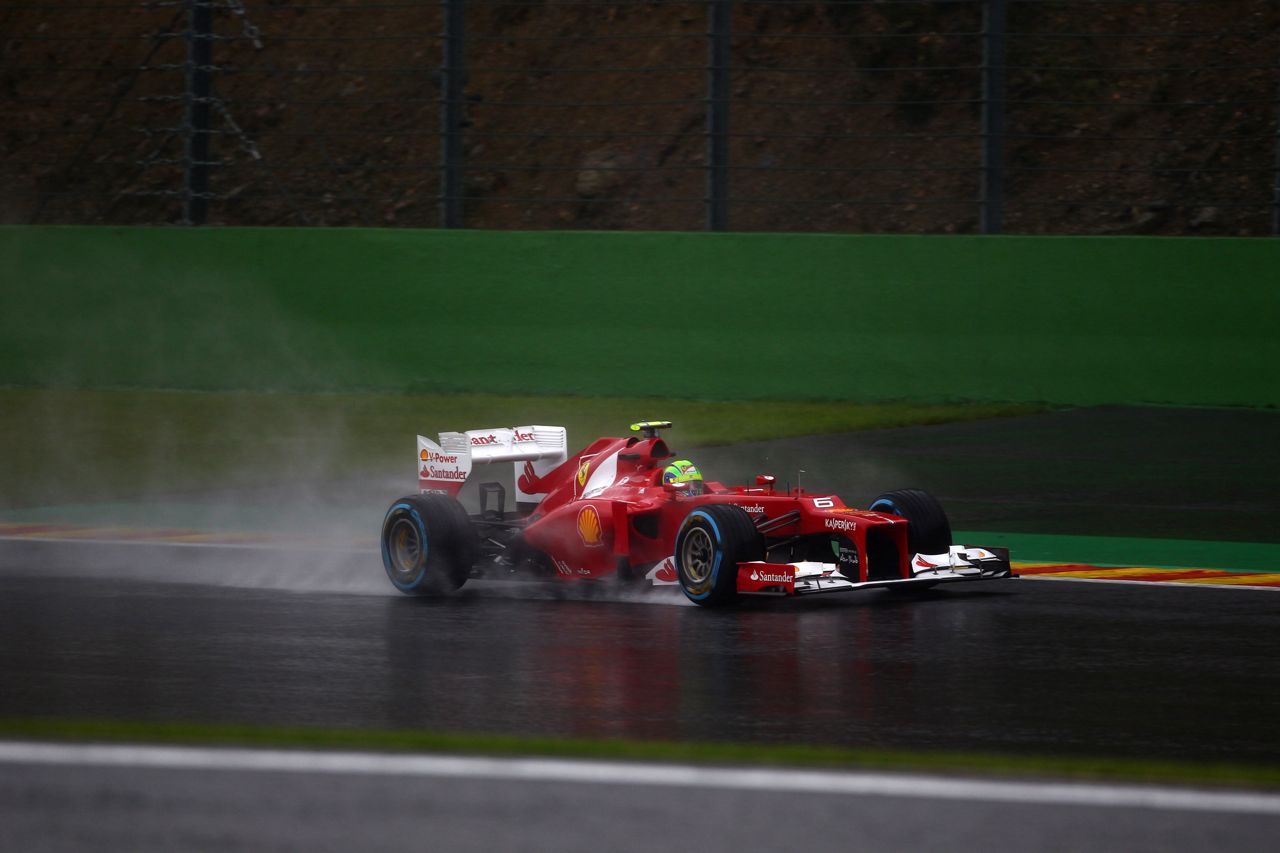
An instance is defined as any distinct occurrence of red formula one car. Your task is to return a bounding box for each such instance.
[380,421,1014,606]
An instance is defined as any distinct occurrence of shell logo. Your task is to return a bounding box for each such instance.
[577,459,592,488]
[419,449,429,462]
[577,505,603,547]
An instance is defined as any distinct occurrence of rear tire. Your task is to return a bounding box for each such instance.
[674,504,763,608]
[868,488,952,556]
[381,494,479,595]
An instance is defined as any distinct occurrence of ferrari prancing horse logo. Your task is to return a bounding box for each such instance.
[576,459,592,488]
[576,505,603,547]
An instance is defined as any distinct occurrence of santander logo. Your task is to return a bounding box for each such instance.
[420,466,466,481]
[749,568,793,584]
[471,430,535,447]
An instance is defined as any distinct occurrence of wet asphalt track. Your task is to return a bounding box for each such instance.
[2,555,1280,852]
[2,406,1278,850]
[1,564,1278,764]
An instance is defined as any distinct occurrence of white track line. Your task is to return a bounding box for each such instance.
[1,741,1278,816]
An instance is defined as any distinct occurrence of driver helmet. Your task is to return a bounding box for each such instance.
[662,459,704,495]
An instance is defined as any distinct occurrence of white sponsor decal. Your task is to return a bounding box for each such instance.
[646,557,679,585]
[581,450,621,499]
[421,466,468,481]
[418,434,472,484]
[824,517,857,532]
[740,505,765,515]
[420,448,468,481]
[749,568,793,584]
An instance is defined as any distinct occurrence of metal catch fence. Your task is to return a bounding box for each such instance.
[2,0,1278,234]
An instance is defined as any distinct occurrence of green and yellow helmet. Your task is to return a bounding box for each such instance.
[662,459,704,494]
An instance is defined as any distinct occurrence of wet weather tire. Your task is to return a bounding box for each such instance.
[674,504,764,608]
[381,494,479,595]
[868,488,952,557]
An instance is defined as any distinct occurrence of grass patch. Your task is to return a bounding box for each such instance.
[2,717,1277,790]
[0,388,1040,508]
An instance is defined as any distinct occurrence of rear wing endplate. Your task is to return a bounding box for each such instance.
[418,425,568,503]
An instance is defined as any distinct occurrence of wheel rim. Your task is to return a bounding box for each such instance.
[388,517,423,578]
[681,527,715,585]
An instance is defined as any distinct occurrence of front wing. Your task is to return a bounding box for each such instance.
[735,545,1015,597]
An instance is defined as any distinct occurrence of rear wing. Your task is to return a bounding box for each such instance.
[418,425,568,504]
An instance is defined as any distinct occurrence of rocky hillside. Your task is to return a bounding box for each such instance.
[2,0,1277,234]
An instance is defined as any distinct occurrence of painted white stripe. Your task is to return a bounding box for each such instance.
[1,741,1278,816]
[1021,576,1280,592]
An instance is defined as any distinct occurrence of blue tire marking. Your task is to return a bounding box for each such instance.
[382,501,429,591]
[869,499,900,516]
[680,509,723,602]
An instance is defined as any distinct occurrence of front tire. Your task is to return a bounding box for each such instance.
[868,488,952,557]
[674,504,763,607]
[381,494,479,595]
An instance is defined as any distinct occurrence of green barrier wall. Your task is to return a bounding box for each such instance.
[2,226,1277,406]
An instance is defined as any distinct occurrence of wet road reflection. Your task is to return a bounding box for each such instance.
[372,580,1280,762]
[3,575,1278,765]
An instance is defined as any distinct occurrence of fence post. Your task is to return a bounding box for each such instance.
[980,0,1007,234]
[182,0,212,225]
[706,0,731,231]
[440,0,466,228]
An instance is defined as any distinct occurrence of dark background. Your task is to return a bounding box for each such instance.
[4,0,1279,234]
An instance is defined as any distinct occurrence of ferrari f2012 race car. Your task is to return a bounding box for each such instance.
[380,421,1014,606]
